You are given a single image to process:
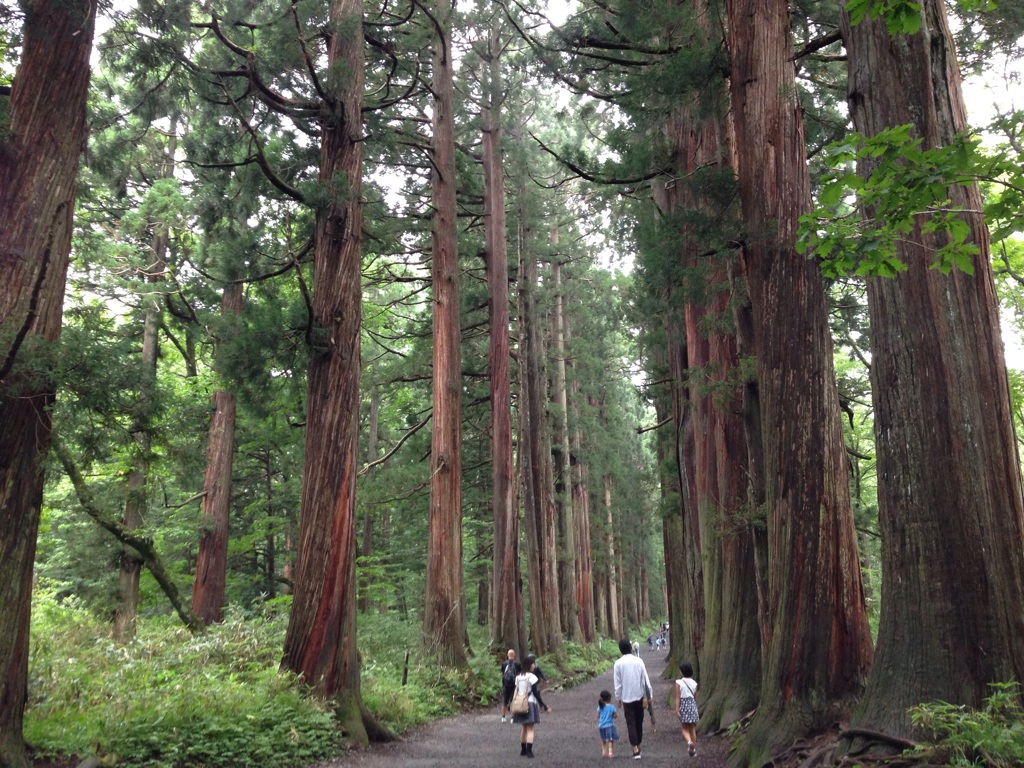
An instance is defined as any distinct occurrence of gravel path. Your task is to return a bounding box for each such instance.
[332,647,731,768]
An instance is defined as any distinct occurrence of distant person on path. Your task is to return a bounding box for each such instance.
[674,660,700,757]
[596,689,619,758]
[613,638,653,760]
[530,656,548,689]
[512,654,551,758]
[500,649,519,722]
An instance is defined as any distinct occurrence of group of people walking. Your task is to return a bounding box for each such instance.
[499,649,551,758]
[498,638,700,760]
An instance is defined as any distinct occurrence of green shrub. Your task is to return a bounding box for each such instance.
[28,583,613,764]
[27,585,339,768]
[909,682,1024,768]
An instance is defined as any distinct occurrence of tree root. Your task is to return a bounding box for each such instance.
[761,727,945,768]
[839,727,917,754]
[361,706,400,743]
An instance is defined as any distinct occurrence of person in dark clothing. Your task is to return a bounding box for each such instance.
[500,649,519,722]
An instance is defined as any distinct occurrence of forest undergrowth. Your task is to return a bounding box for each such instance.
[26,584,1023,768]
[25,584,617,768]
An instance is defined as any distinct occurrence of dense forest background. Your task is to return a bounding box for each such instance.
[2,0,1024,767]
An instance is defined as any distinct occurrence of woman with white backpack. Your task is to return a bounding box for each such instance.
[509,654,551,758]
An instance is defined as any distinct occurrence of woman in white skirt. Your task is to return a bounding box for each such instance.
[674,660,699,756]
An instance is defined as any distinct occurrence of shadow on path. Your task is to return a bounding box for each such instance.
[328,646,731,768]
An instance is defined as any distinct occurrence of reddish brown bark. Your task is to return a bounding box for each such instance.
[358,383,379,613]
[602,473,621,640]
[568,319,596,642]
[842,0,1024,738]
[423,0,467,668]
[669,319,705,667]
[550,256,579,641]
[518,220,563,657]
[483,22,525,655]
[191,280,243,625]
[726,0,873,761]
[652,349,688,674]
[280,0,367,740]
[656,1,761,725]
[0,1,95,764]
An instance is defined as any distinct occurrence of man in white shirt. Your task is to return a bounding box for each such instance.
[613,638,653,759]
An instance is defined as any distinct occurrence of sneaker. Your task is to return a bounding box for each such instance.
[501,716,507,723]
[688,742,696,757]
[633,752,642,760]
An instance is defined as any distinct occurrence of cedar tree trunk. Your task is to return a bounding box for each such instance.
[726,0,874,761]
[0,1,94,765]
[550,257,579,641]
[842,0,1024,739]
[280,0,369,741]
[191,279,243,625]
[423,0,467,668]
[483,22,524,655]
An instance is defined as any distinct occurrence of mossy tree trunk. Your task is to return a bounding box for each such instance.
[726,0,874,762]
[842,0,1024,740]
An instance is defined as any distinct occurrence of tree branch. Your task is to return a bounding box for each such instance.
[792,28,842,61]
[51,435,206,634]
[529,130,665,185]
[360,412,432,475]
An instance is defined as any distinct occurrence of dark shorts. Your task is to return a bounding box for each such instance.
[502,683,515,707]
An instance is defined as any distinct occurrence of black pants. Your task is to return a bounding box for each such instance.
[622,699,645,748]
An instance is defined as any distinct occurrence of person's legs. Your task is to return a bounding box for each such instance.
[682,722,697,754]
[622,701,638,750]
[623,699,644,755]
[524,723,536,757]
[635,702,644,749]
[502,686,513,719]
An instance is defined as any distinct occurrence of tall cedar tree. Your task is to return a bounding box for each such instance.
[550,255,580,641]
[517,153,564,655]
[191,280,244,624]
[725,0,874,761]
[423,0,468,668]
[0,1,95,765]
[567,314,596,642]
[113,129,175,641]
[280,0,370,739]
[841,0,1024,739]
[655,0,762,720]
[482,19,527,656]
